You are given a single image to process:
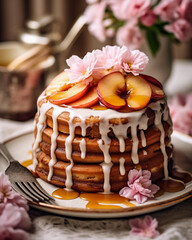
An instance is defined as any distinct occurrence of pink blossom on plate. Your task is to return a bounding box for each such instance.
[84,1,107,42]
[121,49,149,75]
[179,0,192,25]
[116,20,144,50]
[126,0,151,19]
[165,18,192,41]
[154,0,180,21]
[119,169,160,203]
[129,215,160,238]
[140,10,157,27]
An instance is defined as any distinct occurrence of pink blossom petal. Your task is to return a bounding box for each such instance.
[0,226,29,240]
[129,215,160,238]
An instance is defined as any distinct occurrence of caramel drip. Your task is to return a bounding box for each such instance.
[21,159,33,167]
[157,179,185,193]
[52,188,79,200]
[80,193,135,209]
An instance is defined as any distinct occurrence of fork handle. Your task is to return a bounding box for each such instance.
[0,143,16,164]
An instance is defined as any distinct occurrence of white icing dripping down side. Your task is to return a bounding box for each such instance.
[140,130,147,148]
[47,107,60,181]
[79,139,86,159]
[151,101,169,179]
[119,157,126,176]
[130,121,139,164]
[143,150,147,156]
[32,100,52,171]
[100,162,113,194]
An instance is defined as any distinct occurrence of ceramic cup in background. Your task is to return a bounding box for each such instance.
[0,42,55,121]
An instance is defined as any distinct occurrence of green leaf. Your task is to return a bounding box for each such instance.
[146,28,160,56]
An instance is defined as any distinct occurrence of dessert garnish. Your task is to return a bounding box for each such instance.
[46,45,165,111]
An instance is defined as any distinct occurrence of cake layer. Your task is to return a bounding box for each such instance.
[35,148,172,192]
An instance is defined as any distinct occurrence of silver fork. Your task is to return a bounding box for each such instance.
[0,143,55,204]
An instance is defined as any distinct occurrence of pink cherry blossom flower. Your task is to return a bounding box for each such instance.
[129,215,160,238]
[126,0,151,19]
[107,0,131,20]
[119,169,160,203]
[66,51,98,83]
[0,172,28,210]
[165,18,192,41]
[154,0,180,21]
[0,203,31,230]
[121,49,149,75]
[140,10,157,27]
[0,227,29,240]
[116,20,143,50]
[179,0,192,25]
[84,1,107,42]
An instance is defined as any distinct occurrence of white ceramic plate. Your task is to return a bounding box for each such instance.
[0,132,192,219]
[172,130,192,161]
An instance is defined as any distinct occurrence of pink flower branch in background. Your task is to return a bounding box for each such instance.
[84,0,192,55]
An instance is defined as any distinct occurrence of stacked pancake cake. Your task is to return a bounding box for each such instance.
[32,46,173,193]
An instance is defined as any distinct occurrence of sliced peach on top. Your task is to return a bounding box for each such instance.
[49,83,89,105]
[91,103,108,110]
[140,74,163,89]
[68,87,99,108]
[148,82,165,100]
[97,72,126,109]
[126,74,152,110]
[45,71,72,96]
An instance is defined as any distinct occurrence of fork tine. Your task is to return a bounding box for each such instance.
[11,182,33,202]
[28,182,50,201]
[33,182,55,201]
[16,182,40,202]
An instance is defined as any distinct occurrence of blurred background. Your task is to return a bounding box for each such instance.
[0,0,192,63]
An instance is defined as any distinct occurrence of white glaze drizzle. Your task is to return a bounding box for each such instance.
[140,130,147,148]
[79,139,86,159]
[119,157,126,176]
[33,95,170,193]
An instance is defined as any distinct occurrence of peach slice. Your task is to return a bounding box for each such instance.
[68,87,99,108]
[49,83,89,105]
[140,74,163,89]
[126,74,152,110]
[91,103,108,110]
[148,82,165,100]
[97,72,126,109]
[45,71,72,96]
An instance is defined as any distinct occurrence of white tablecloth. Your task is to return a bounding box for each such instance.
[0,59,192,240]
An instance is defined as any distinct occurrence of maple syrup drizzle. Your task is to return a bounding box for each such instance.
[157,179,185,193]
[52,188,79,200]
[21,159,33,167]
[80,193,135,209]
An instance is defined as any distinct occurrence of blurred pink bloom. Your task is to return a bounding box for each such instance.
[107,0,131,20]
[116,21,144,50]
[154,0,180,21]
[126,0,151,19]
[129,215,160,238]
[66,52,98,83]
[169,92,192,136]
[121,49,149,75]
[119,169,160,203]
[140,10,156,27]
[179,0,192,24]
[165,18,192,41]
[0,227,29,240]
[0,172,28,210]
[84,1,107,42]
[0,203,31,230]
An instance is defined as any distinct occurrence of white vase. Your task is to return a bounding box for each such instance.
[140,37,173,86]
